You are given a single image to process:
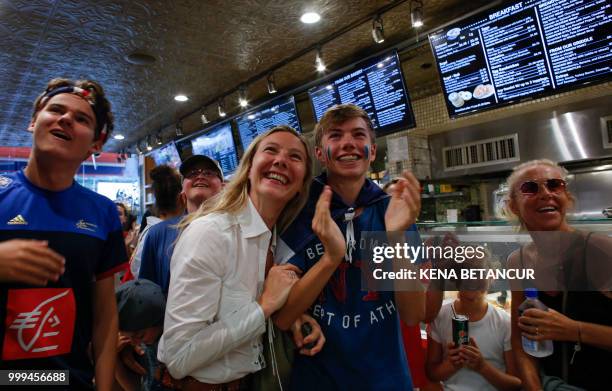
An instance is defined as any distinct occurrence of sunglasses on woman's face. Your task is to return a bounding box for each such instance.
[519,178,566,195]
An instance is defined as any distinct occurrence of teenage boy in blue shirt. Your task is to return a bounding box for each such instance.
[275,104,425,390]
[0,78,126,390]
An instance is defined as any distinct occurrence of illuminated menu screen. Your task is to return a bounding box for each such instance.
[236,96,302,151]
[429,0,612,117]
[308,51,416,136]
[190,123,239,177]
[149,141,181,169]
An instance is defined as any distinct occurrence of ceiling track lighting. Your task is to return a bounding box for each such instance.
[218,98,226,117]
[267,73,277,94]
[372,16,385,44]
[175,121,184,137]
[155,133,163,145]
[411,0,424,28]
[135,143,143,155]
[200,108,209,125]
[315,46,326,72]
[146,137,153,151]
[238,85,249,108]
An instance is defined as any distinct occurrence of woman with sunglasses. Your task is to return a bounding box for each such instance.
[158,126,323,390]
[504,159,612,390]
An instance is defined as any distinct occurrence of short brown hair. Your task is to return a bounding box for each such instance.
[314,104,375,147]
[32,78,114,143]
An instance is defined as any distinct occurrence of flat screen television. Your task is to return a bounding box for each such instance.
[149,141,181,169]
[429,0,612,117]
[308,51,416,136]
[190,122,239,178]
[235,96,302,151]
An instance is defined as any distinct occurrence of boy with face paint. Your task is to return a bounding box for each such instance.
[0,78,127,390]
[274,104,425,390]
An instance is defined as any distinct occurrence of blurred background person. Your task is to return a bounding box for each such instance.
[116,202,138,261]
[384,178,435,391]
[125,165,182,282]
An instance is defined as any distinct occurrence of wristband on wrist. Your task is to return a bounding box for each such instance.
[570,321,582,365]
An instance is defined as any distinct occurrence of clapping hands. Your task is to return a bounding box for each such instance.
[385,171,421,232]
[312,186,345,262]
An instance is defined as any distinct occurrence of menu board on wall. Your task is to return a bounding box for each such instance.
[308,51,416,136]
[149,141,181,169]
[429,0,612,117]
[190,123,239,177]
[235,96,302,151]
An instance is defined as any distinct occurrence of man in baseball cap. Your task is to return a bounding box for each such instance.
[116,279,165,340]
[139,154,224,295]
[115,279,180,390]
[179,154,223,180]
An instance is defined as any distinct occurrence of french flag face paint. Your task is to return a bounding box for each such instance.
[327,146,332,161]
[364,145,370,160]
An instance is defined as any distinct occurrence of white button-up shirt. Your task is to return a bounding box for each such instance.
[158,198,270,383]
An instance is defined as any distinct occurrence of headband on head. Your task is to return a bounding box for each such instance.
[40,85,109,142]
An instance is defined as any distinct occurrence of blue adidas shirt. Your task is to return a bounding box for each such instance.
[280,174,420,391]
[0,170,127,389]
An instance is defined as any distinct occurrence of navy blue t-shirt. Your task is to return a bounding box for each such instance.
[280,175,420,391]
[0,170,127,389]
[139,215,183,295]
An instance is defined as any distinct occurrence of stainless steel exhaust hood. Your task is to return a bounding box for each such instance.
[429,95,612,179]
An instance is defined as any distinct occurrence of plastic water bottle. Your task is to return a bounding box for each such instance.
[518,288,553,357]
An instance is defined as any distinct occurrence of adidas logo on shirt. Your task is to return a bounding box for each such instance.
[7,214,28,225]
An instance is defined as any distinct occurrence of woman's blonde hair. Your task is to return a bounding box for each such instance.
[178,125,312,233]
[502,159,574,230]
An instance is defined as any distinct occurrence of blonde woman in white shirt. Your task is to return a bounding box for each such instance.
[158,126,316,390]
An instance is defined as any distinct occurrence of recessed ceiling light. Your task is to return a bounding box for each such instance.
[174,95,188,102]
[113,134,125,140]
[301,12,321,24]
